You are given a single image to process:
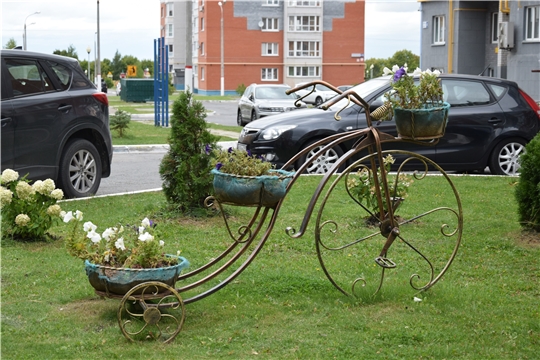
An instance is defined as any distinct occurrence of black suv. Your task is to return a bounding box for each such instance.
[1,50,113,198]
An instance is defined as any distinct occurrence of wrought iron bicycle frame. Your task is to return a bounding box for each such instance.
[108,80,463,342]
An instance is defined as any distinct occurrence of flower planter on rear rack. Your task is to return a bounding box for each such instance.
[393,102,450,140]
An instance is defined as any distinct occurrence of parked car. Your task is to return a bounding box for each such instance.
[337,85,353,92]
[295,82,337,106]
[237,74,540,175]
[1,49,113,198]
[237,83,307,126]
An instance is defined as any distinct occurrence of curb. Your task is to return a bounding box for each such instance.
[113,141,238,153]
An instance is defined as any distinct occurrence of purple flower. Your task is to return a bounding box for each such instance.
[227,147,233,153]
[205,144,212,155]
[216,162,223,170]
[247,150,252,157]
[393,67,406,82]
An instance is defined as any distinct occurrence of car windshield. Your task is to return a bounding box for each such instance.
[327,77,390,111]
[255,87,295,100]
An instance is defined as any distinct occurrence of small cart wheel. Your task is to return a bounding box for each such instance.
[117,281,185,343]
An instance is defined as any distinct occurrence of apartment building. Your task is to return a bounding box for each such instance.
[419,0,540,101]
[161,0,365,95]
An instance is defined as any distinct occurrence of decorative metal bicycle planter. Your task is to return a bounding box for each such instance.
[94,81,462,343]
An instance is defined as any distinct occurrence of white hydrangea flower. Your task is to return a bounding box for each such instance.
[1,169,19,184]
[32,180,45,194]
[46,204,62,216]
[0,187,13,208]
[15,182,35,201]
[42,179,55,193]
[15,213,30,227]
[50,189,64,200]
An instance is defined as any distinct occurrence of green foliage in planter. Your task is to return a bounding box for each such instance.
[159,91,219,212]
[109,109,131,137]
[515,133,540,231]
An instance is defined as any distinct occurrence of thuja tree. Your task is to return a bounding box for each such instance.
[159,91,218,212]
[515,134,540,231]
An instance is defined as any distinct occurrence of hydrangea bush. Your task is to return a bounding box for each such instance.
[63,210,180,268]
[0,169,64,240]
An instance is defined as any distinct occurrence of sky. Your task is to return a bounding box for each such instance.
[1,0,421,61]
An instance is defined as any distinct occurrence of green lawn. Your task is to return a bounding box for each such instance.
[1,175,539,359]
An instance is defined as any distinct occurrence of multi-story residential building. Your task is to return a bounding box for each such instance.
[162,0,365,95]
[418,0,540,101]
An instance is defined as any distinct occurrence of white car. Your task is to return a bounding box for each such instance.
[294,82,338,106]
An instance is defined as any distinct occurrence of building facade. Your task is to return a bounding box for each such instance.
[419,0,540,101]
[162,0,365,95]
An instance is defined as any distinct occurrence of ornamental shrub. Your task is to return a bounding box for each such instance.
[159,91,219,212]
[515,134,540,231]
[0,169,64,241]
[109,109,131,137]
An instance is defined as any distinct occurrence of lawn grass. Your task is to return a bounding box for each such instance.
[1,175,539,359]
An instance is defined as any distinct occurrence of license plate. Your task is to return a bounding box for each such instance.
[237,143,247,151]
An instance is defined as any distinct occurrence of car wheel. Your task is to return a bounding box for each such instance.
[237,110,245,126]
[251,111,257,123]
[297,140,344,174]
[488,138,526,175]
[314,97,323,107]
[58,139,102,198]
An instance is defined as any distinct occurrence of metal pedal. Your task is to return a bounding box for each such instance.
[375,256,396,268]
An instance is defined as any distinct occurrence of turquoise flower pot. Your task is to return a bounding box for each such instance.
[393,102,450,140]
[211,169,294,207]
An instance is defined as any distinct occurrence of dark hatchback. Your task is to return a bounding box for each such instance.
[1,49,113,197]
[237,74,540,175]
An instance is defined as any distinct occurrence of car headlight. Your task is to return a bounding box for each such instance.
[260,125,297,140]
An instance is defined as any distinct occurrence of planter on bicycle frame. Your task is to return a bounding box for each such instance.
[393,102,450,140]
[211,169,294,207]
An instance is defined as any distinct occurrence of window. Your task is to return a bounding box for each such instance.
[6,58,54,96]
[287,66,320,77]
[262,43,279,56]
[201,67,205,81]
[264,0,279,5]
[441,80,491,107]
[200,42,204,55]
[525,6,540,40]
[288,0,320,6]
[167,3,173,16]
[168,44,174,56]
[433,15,445,44]
[201,17,204,31]
[167,24,173,37]
[288,41,320,57]
[262,18,279,31]
[288,16,320,32]
[161,6,164,18]
[491,12,498,43]
[261,68,278,81]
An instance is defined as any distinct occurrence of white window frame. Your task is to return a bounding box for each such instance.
[168,44,173,56]
[201,17,204,31]
[263,0,279,6]
[288,0,320,6]
[262,18,279,31]
[288,41,320,57]
[261,68,278,81]
[200,42,204,55]
[262,43,279,56]
[167,24,174,37]
[433,15,445,45]
[167,3,173,17]
[287,66,320,77]
[525,6,540,41]
[201,67,205,81]
[288,16,320,32]
[491,12,498,43]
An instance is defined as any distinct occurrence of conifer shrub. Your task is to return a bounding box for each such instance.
[159,91,219,212]
[515,133,540,231]
[109,109,131,137]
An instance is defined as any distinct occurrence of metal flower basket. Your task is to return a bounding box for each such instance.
[85,256,190,296]
[393,102,450,140]
[211,168,295,207]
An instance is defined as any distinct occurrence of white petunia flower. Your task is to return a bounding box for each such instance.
[382,67,392,75]
[141,217,151,227]
[87,230,102,243]
[392,64,400,72]
[75,210,83,221]
[159,240,165,246]
[138,232,154,242]
[83,221,97,232]
[115,237,126,251]
[102,227,115,241]
[412,67,422,76]
[63,211,74,223]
